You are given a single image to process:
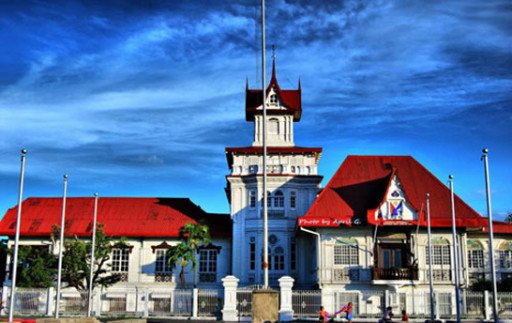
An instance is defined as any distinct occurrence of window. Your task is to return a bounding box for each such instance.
[249,190,256,208]
[272,246,285,271]
[249,165,258,174]
[269,94,278,105]
[290,166,296,173]
[498,242,512,269]
[296,166,301,174]
[334,244,359,265]
[112,248,129,281]
[274,191,284,208]
[266,191,272,207]
[425,239,451,281]
[199,249,218,282]
[290,239,296,271]
[250,241,256,270]
[268,118,279,134]
[467,240,484,269]
[305,166,311,175]
[499,250,512,269]
[155,249,172,273]
[290,191,296,209]
[425,245,451,265]
[108,298,126,312]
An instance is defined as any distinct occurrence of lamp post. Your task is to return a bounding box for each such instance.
[482,148,498,322]
[8,149,27,323]
[261,0,269,289]
[448,175,461,322]
[426,193,435,321]
[55,174,68,318]
[87,193,99,317]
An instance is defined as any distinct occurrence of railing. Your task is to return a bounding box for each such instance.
[198,289,222,317]
[372,266,419,280]
[292,290,321,318]
[236,289,253,317]
[319,268,372,283]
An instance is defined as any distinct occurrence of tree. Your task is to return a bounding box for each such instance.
[180,222,211,288]
[166,242,194,289]
[166,222,211,288]
[506,212,512,223]
[53,224,127,292]
[13,245,57,288]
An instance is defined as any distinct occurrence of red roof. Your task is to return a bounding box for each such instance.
[0,197,231,238]
[225,146,322,169]
[245,60,301,121]
[299,156,505,231]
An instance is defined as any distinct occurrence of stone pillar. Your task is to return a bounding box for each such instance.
[252,289,279,323]
[222,275,239,321]
[192,288,198,318]
[278,276,294,321]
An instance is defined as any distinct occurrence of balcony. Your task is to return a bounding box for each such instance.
[372,266,419,280]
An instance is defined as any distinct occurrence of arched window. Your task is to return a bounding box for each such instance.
[425,238,451,281]
[296,166,301,175]
[274,191,284,208]
[498,241,512,269]
[268,118,279,135]
[305,166,311,175]
[290,166,296,173]
[266,191,272,208]
[467,240,484,269]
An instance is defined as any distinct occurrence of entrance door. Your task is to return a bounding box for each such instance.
[379,244,405,269]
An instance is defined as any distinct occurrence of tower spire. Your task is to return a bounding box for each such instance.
[271,44,276,81]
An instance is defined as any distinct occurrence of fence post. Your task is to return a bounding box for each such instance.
[143,290,149,318]
[434,293,440,320]
[95,289,102,316]
[278,276,294,321]
[192,288,198,318]
[0,286,9,316]
[483,290,490,321]
[46,287,54,316]
[221,275,239,321]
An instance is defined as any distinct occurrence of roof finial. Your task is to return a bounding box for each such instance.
[271,44,276,81]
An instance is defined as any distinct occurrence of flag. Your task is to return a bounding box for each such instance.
[390,201,403,217]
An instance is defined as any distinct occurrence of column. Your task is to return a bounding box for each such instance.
[278,276,294,321]
[222,275,239,321]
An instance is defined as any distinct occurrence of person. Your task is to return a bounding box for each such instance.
[319,306,327,322]
[401,309,409,322]
[345,302,353,323]
[380,306,393,323]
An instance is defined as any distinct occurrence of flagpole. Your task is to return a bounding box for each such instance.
[426,193,435,321]
[448,175,461,322]
[261,0,269,289]
[87,193,99,317]
[55,174,68,318]
[8,149,27,323]
[482,148,498,322]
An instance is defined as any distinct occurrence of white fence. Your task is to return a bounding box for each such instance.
[2,284,512,320]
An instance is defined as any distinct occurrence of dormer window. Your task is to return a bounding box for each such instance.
[269,94,278,105]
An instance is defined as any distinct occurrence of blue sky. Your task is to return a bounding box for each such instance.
[0,1,511,220]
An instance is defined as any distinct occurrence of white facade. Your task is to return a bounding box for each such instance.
[227,76,322,287]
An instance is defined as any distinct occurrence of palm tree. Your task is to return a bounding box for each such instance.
[166,242,194,288]
[180,222,211,288]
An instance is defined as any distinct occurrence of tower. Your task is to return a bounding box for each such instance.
[225,58,322,287]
